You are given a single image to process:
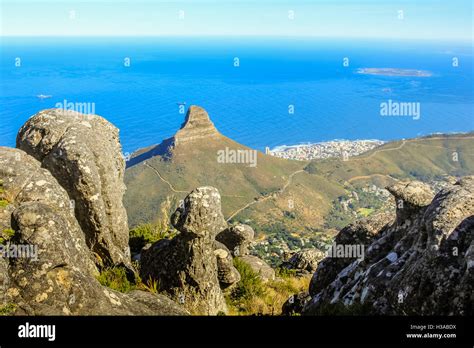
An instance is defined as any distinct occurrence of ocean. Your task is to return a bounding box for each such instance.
[1,37,473,154]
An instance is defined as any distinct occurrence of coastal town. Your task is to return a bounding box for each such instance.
[266,139,385,161]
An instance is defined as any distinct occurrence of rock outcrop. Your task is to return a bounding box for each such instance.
[308,212,394,296]
[386,181,434,223]
[174,106,220,145]
[303,179,473,315]
[238,255,275,282]
[282,291,311,316]
[281,249,326,276]
[0,147,186,315]
[16,109,131,267]
[214,241,241,288]
[140,187,228,315]
[216,223,255,256]
[215,223,274,282]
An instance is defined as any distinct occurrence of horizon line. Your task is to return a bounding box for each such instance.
[1,34,472,42]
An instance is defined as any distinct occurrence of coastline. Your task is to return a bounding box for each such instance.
[267,131,474,161]
[270,139,386,152]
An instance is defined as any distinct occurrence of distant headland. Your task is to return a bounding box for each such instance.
[357,68,433,77]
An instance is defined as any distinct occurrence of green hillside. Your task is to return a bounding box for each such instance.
[124,108,474,248]
[306,133,474,185]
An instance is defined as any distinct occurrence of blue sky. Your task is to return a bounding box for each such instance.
[0,0,472,40]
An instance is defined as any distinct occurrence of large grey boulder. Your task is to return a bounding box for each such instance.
[386,181,434,223]
[0,147,186,315]
[238,255,275,282]
[216,223,255,257]
[304,177,473,316]
[16,109,131,267]
[140,186,228,315]
[281,249,325,276]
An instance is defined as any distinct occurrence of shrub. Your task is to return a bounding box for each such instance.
[97,266,135,293]
[231,258,266,302]
[129,222,174,253]
[0,303,17,315]
[2,228,15,239]
[226,258,310,315]
[276,267,298,279]
[138,276,160,294]
[0,228,15,245]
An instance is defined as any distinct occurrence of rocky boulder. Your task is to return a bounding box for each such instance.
[216,223,255,257]
[0,147,186,315]
[16,109,131,267]
[303,177,473,315]
[386,180,434,223]
[140,186,227,315]
[214,241,241,288]
[281,249,325,276]
[238,255,275,282]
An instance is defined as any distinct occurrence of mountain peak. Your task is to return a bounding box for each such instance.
[174,105,220,145]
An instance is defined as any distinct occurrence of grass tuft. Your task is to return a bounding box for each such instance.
[0,303,17,316]
[226,259,310,315]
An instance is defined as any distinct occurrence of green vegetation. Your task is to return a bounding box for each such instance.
[306,134,474,184]
[324,187,388,230]
[129,195,178,253]
[230,258,266,302]
[97,265,164,295]
[226,258,310,315]
[0,228,15,245]
[0,303,17,316]
[275,267,298,278]
[129,221,175,253]
[97,266,136,293]
[0,180,8,208]
[124,134,307,232]
[2,228,15,238]
[139,276,160,294]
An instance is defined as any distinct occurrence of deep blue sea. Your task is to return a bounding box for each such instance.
[1,37,473,153]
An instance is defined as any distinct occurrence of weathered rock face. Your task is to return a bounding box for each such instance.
[282,291,311,316]
[214,241,241,288]
[281,249,326,276]
[238,255,275,282]
[0,147,186,315]
[216,223,255,257]
[174,106,220,145]
[304,177,474,316]
[308,213,394,296]
[386,181,434,223]
[140,187,228,315]
[16,109,131,267]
